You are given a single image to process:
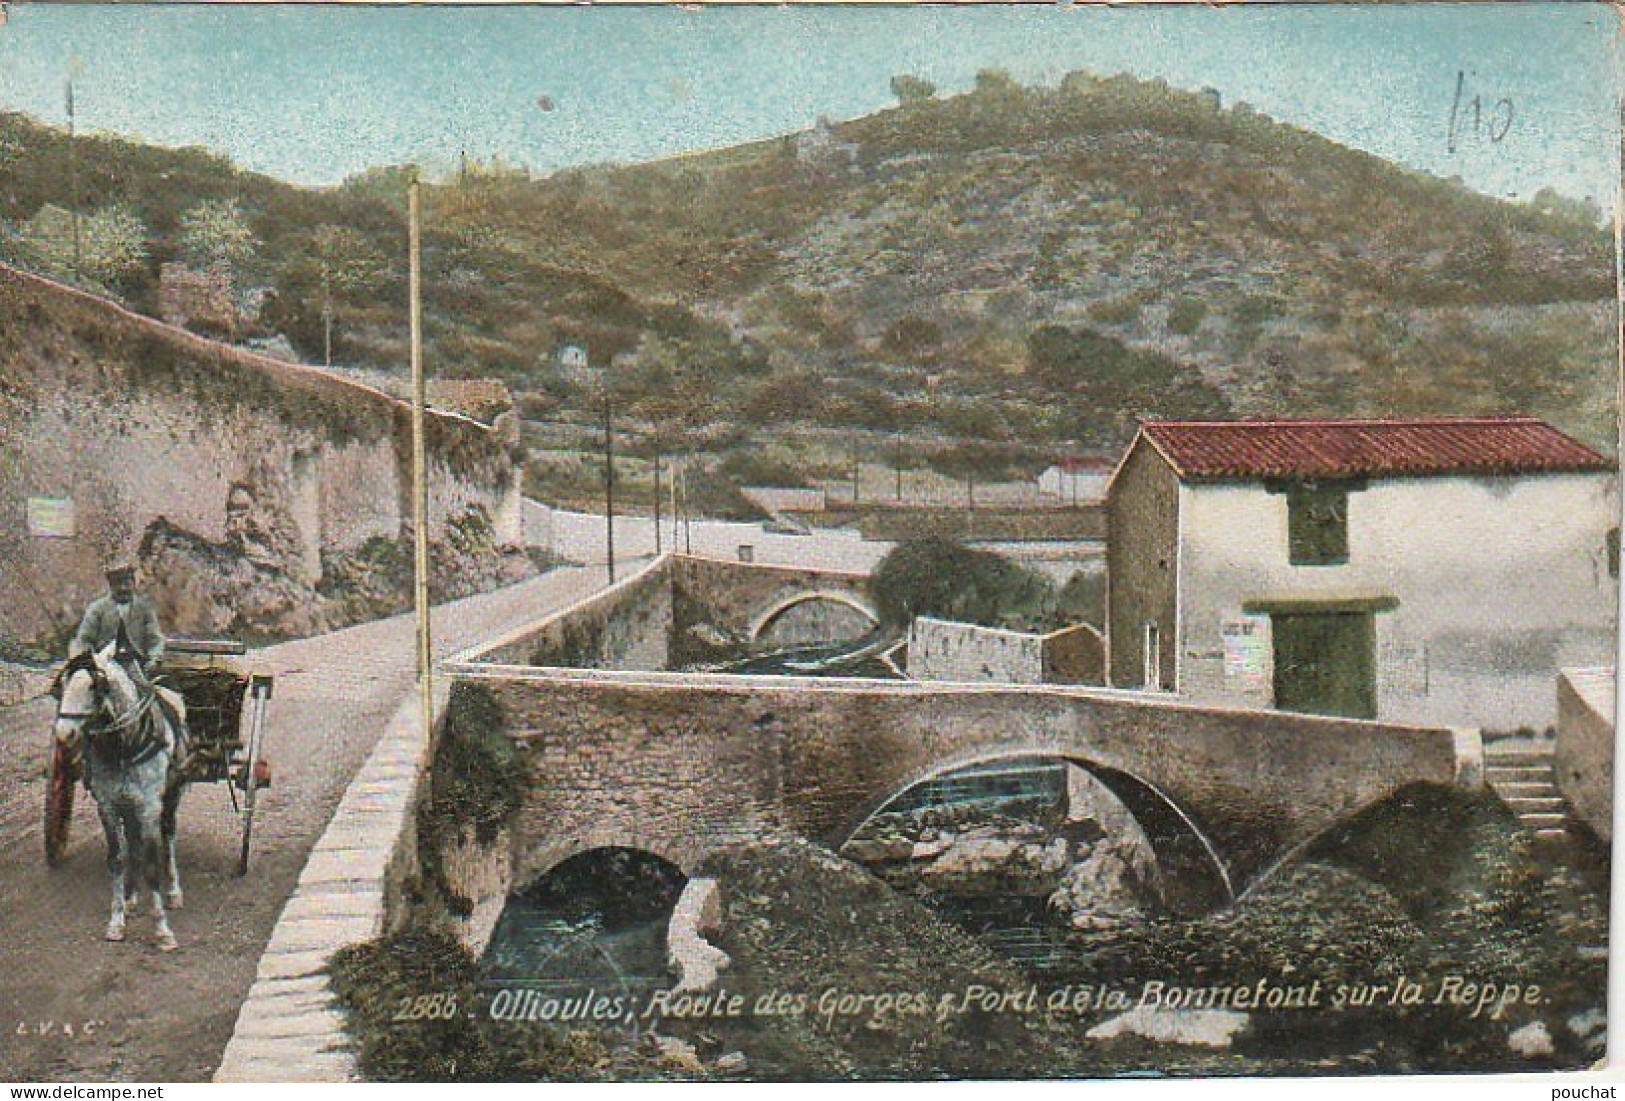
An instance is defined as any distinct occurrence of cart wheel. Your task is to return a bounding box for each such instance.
[44,742,77,867]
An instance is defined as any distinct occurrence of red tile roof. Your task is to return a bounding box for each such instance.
[1138,417,1614,481]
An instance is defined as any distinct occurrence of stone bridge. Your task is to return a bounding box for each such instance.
[467,554,884,671]
[670,554,880,647]
[439,664,1478,916]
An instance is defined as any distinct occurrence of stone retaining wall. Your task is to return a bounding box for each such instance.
[0,263,520,647]
[1555,666,1615,841]
[907,617,1107,686]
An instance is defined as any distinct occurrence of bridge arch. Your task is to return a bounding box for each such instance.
[747,590,881,642]
[516,829,701,889]
[834,748,1236,915]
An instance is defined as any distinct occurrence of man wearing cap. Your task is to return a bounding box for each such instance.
[70,564,166,674]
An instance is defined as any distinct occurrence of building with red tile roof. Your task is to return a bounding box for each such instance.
[1133,416,1611,482]
[1106,416,1616,730]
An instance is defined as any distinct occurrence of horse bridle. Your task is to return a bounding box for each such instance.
[55,656,166,767]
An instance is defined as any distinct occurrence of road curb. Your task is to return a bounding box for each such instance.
[214,678,448,1083]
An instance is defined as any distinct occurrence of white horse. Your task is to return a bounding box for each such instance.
[53,647,187,950]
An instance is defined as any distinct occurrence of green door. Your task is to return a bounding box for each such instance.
[1271,611,1376,720]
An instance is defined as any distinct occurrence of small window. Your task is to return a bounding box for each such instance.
[1287,482,1349,566]
[1608,528,1619,579]
[1143,621,1161,690]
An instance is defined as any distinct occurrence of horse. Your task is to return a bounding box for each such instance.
[52,646,188,950]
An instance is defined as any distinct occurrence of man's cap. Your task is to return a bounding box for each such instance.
[104,563,137,584]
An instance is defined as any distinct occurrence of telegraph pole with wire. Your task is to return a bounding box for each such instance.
[408,175,434,748]
[653,448,663,556]
[602,369,616,583]
[64,64,83,278]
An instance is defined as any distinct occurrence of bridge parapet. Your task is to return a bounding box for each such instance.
[456,553,882,673]
[464,555,673,670]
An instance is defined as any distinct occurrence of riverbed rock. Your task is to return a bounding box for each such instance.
[1087,1006,1250,1049]
[1566,1008,1606,1052]
[916,830,1071,895]
[1507,1021,1554,1058]
[653,1035,704,1072]
[843,837,915,864]
[688,622,735,649]
[1048,838,1157,930]
[668,877,731,993]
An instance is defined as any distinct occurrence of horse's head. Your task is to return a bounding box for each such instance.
[54,646,142,751]
[54,651,106,746]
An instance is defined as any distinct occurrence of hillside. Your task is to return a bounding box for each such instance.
[0,70,1615,486]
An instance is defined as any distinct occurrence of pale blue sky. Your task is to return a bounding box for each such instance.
[0,3,1618,209]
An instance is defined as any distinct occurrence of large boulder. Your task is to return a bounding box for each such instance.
[1049,837,1162,930]
[916,829,1070,895]
[140,517,328,642]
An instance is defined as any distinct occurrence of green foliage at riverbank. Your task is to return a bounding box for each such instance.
[1086,785,1607,1071]
[329,929,645,1081]
[424,682,524,847]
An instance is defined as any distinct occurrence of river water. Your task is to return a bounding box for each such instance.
[478,849,683,1013]
[479,759,1099,992]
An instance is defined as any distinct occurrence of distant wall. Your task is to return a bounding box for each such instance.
[0,264,519,645]
[908,617,1106,686]
[1555,667,1615,841]
[847,504,1104,543]
[908,617,1045,683]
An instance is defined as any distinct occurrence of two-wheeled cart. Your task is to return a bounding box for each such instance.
[44,639,274,876]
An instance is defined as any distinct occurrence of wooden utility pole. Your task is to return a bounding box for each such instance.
[850,430,861,505]
[65,72,81,278]
[408,176,433,745]
[682,458,693,554]
[671,453,682,555]
[603,376,616,583]
[653,449,663,556]
[893,430,903,501]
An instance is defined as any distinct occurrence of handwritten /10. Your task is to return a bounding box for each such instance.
[1448,69,1514,153]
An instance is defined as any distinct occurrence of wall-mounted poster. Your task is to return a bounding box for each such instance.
[25,497,74,539]
[0,1,1617,1092]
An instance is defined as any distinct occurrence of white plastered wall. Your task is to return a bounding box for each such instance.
[1174,472,1618,730]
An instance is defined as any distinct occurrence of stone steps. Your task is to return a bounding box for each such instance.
[1484,742,1572,843]
[1484,765,1551,783]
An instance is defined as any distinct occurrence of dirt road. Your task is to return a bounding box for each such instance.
[0,565,610,1082]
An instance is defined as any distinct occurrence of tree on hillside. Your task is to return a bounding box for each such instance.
[1026,324,1230,423]
[179,198,258,273]
[1529,187,1604,231]
[974,68,1020,95]
[260,223,392,365]
[890,74,937,106]
[309,225,391,366]
[15,202,149,293]
[172,198,261,336]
